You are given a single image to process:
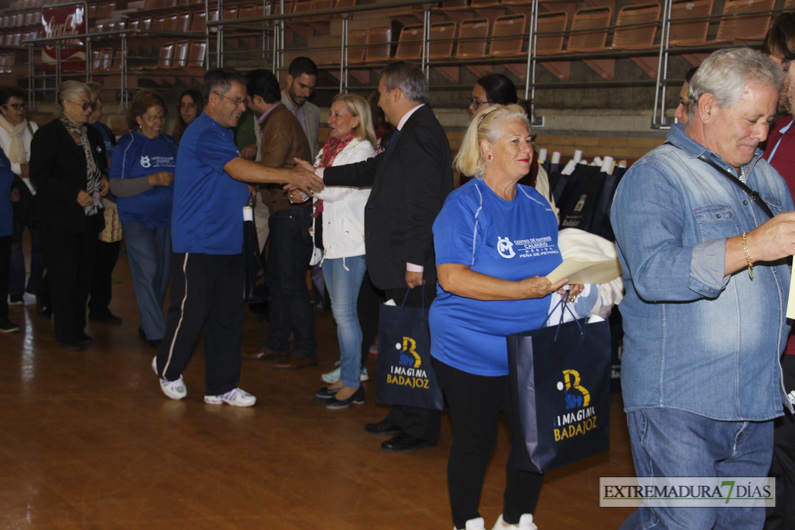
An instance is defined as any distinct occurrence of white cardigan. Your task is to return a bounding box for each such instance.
[0,119,37,178]
[313,138,375,261]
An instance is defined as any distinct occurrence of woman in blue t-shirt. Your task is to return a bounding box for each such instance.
[430,105,580,530]
[110,90,177,348]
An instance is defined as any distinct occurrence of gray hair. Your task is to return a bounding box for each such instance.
[688,48,783,115]
[454,104,533,177]
[58,80,90,107]
[381,62,430,104]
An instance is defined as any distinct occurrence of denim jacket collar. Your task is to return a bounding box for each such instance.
[666,123,764,179]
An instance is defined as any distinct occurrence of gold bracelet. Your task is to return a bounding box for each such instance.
[741,232,753,280]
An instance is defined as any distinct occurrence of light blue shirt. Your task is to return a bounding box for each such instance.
[610,124,793,421]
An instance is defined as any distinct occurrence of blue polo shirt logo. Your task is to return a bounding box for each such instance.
[140,155,151,168]
[497,236,515,258]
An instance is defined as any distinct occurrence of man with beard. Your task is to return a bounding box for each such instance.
[612,48,795,529]
[153,68,323,406]
[762,14,795,529]
[281,57,319,159]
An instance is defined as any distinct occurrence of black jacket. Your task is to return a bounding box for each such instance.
[324,105,453,290]
[30,118,107,232]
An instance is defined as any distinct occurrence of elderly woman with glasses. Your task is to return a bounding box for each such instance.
[30,80,109,350]
[431,104,584,530]
[109,90,177,349]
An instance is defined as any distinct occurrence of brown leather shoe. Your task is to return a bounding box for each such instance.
[272,355,319,369]
[242,347,288,361]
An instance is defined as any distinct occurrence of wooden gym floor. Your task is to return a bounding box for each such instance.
[0,253,635,529]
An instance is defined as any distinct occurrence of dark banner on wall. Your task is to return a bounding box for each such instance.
[41,3,86,71]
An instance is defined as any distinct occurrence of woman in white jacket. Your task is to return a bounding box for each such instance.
[292,93,376,409]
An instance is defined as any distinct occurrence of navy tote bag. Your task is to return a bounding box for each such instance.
[506,312,611,473]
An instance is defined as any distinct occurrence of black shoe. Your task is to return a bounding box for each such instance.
[326,386,365,409]
[89,312,122,325]
[0,318,20,333]
[315,387,339,400]
[77,333,93,346]
[9,295,24,306]
[381,432,437,453]
[57,341,82,351]
[364,418,402,436]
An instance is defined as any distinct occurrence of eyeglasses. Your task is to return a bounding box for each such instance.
[467,97,490,108]
[141,114,166,123]
[214,92,247,107]
[2,102,25,110]
[67,100,94,111]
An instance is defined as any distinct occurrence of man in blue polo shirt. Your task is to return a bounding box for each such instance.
[153,67,323,407]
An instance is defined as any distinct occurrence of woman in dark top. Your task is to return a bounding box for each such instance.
[30,80,109,351]
[172,89,203,144]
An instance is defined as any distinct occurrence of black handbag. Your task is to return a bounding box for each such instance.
[375,289,444,411]
[243,205,265,304]
[506,299,611,473]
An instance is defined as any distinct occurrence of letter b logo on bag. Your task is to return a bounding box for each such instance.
[561,369,590,409]
[398,336,421,368]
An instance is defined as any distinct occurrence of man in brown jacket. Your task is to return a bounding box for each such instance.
[243,69,317,368]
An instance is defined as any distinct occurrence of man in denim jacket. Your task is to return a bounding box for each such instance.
[612,48,795,529]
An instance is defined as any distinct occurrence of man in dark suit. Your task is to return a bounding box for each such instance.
[313,62,453,452]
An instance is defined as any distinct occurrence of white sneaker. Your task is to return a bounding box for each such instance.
[321,363,370,384]
[153,356,187,400]
[458,517,485,530]
[492,514,537,530]
[204,387,256,407]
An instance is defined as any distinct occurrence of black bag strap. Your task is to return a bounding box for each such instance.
[697,154,775,220]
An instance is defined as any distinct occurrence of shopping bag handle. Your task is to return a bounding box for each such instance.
[546,291,584,340]
[399,286,426,312]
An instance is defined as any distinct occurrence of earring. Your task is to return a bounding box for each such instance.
[487,154,493,161]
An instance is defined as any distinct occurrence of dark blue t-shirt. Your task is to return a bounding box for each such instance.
[171,113,248,255]
[111,131,177,227]
[430,179,562,376]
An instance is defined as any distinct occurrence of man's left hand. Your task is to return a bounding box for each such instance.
[406,270,424,289]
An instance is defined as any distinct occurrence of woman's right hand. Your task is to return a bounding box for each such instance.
[148,172,174,187]
[76,190,94,207]
[518,276,569,299]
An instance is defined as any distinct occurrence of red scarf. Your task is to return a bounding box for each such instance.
[318,131,354,168]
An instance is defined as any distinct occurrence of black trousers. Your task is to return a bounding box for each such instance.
[88,240,120,316]
[357,271,379,367]
[766,353,795,529]
[434,358,543,529]
[381,282,442,442]
[155,252,244,396]
[39,216,99,343]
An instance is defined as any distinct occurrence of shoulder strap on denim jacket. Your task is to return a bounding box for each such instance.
[696,154,774,219]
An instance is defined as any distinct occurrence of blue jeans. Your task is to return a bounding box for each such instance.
[322,255,366,387]
[123,222,171,340]
[622,407,774,530]
[265,207,316,358]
